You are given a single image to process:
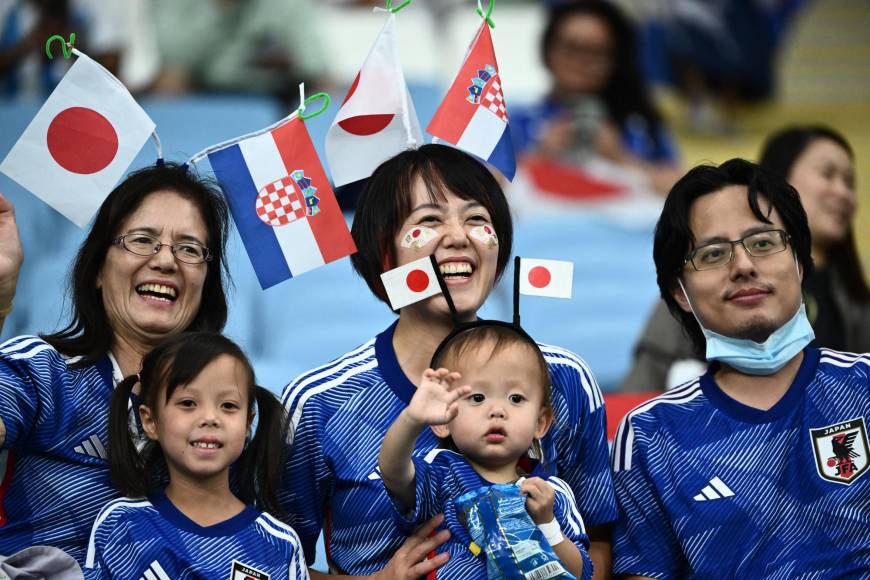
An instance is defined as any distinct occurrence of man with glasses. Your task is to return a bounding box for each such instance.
[611,159,870,577]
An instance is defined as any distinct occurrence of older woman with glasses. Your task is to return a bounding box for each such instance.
[0,163,231,567]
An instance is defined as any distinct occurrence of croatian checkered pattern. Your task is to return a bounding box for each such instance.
[255,177,305,227]
[483,78,507,122]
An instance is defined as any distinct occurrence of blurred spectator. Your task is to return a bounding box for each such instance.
[0,0,125,96]
[151,0,328,102]
[511,0,681,196]
[619,125,870,392]
[636,0,807,132]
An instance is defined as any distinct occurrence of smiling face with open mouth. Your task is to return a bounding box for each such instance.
[393,177,500,321]
[97,190,209,351]
[140,354,252,487]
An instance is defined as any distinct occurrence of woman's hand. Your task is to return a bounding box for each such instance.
[520,477,556,525]
[405,368,469,427]
[0,193,23,313]
[372,514,451,580]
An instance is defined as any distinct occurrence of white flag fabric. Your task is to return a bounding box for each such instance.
[325,13,422,187]
[380,256,441,310]
[518,258,573,299]
[0,53,155,227]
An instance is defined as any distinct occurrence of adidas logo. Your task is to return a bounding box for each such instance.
[74,434,107,459]
[693,477,735,501]
[140,560,170,580]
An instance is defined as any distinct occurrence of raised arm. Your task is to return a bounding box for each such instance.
[379,368,468,511]
[0,193,23,336]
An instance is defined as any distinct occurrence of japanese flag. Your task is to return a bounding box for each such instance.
[0,52,155,227]
[518,258,573,299]
[380,256,442,310]
[325,13,423,187]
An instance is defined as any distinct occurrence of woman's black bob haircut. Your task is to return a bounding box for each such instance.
[41,163,231,366]
[350,144,513,307]
[760,125,867,303]
[109,332,287,517]
[654,158,813,354]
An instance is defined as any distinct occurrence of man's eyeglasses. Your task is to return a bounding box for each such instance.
[112,233,212,264]
[685,229,789,271]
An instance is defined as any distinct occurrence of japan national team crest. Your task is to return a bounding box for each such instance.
[255,169,321,227]
[810,417,869,485]
[230,560,269,580]
[466,64,507,122]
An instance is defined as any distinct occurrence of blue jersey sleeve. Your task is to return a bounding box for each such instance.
[382,454,441,530]
[84,500,129,580]
[611,414,682,578]
[549,476,593,580]
[280,375,335,565]
[545,346,618,527]
[0,337,56,449]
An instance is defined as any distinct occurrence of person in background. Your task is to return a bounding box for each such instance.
[620,125,869,392]
[511,0,681,195]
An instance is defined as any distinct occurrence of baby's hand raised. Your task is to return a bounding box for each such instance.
[520,477,555,525]
[404,368,470,427]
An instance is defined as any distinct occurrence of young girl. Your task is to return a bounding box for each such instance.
[84,332,308,579]
[379,324,592,579]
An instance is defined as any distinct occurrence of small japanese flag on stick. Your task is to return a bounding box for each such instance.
[518,258,573,299]
[380,255,442,310]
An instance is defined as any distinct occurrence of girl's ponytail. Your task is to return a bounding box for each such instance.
[108,374,149,498]
[236,386,288,518]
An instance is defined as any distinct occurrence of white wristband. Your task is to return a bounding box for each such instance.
[537,518,564,546]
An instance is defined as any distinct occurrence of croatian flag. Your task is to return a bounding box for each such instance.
[518,258,573,299]
[0,52,155,227]
[207,116,357,289]
[380,255,442,310]
[325,13,423,187]
[427,21,515,181]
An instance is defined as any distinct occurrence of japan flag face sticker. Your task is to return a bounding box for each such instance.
[401,226,439,250]
[469,225,498,249]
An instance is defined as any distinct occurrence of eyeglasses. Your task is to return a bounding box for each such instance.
[685,229,790,271]
[112,233,212,264]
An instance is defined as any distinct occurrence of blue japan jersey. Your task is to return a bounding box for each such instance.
[388,449,592,580]
[0,336,120,564]
[611,348,870,578]
[85,491,308,579]
[280,321,616,575]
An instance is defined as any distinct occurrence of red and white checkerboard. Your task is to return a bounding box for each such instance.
[255,176,306,227]
[483,78,507,122]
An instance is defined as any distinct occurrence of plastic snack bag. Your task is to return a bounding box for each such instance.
[456,483,575,580]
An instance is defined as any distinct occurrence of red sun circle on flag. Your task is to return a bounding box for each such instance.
[406,269,430,293]
[46,107,119,174]
[337,73,394,136]
[528,266,551,288]
[412,229,421,238]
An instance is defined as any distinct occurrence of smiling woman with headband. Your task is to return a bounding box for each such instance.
[280,144,616,579]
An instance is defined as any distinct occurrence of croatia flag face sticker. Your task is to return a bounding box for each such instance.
[518,258,573,299]
[380,256,442,310]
